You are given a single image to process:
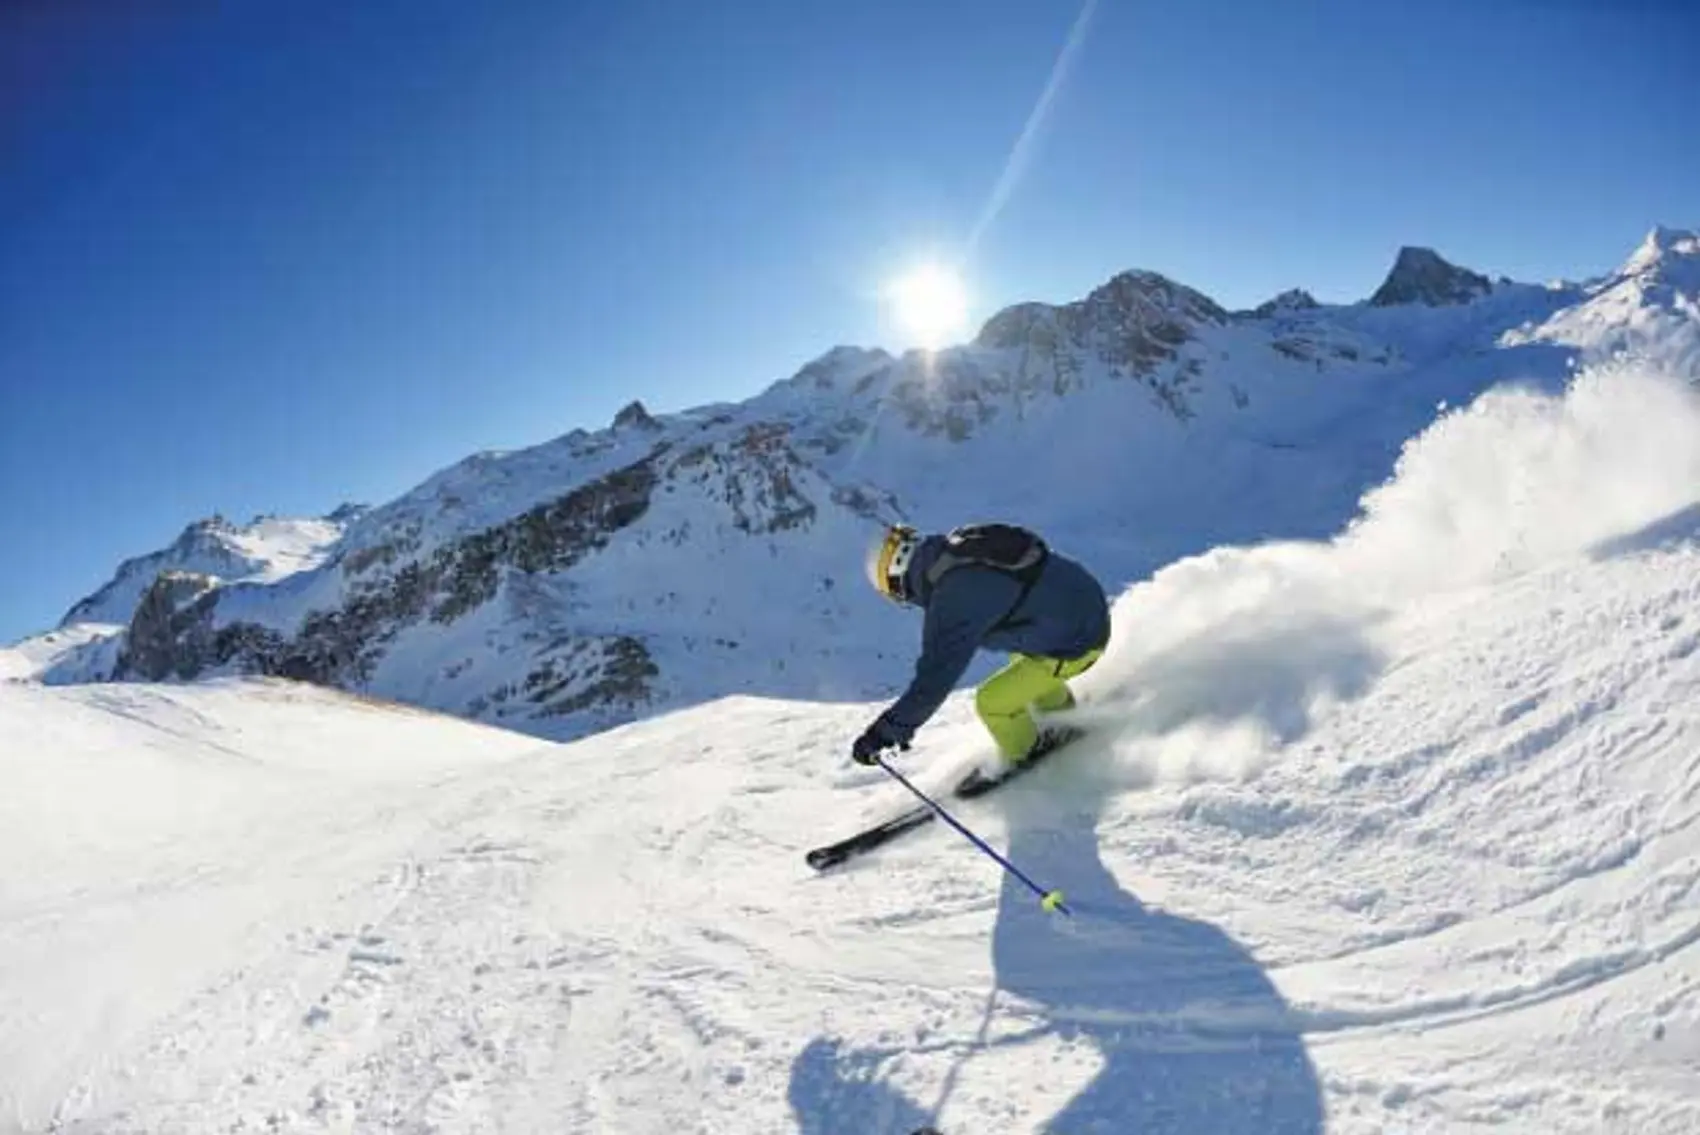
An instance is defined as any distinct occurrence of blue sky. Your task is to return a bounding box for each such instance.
[1,0,1695,641]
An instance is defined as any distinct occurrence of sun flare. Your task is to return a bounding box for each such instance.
[887,263,969,349]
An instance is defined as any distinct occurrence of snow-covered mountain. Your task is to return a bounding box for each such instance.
[1504,225,1700,373]
[4,352,1698,1132]
[18,227,1699,742]
[26,510,362,686]
[59,509,363,627]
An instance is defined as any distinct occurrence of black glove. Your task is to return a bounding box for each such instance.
[851,717,910,766]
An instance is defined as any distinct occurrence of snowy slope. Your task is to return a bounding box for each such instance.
[0,623,126,684]
[5,359,1698,1134]
[0,678,544,1133]
[21,229,1700,746]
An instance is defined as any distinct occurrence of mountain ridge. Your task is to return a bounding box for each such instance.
[17,226,1698,741]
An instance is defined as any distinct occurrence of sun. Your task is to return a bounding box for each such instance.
[886,263,970,349]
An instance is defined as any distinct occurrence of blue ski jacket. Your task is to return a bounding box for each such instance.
[876,534,1111,744]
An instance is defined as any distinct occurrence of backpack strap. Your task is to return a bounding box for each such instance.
[923,524,1050,631]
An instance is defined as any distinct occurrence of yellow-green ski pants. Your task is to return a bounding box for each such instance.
[974,647,1103,761]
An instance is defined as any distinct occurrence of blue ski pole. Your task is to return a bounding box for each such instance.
[876,754,1070,916]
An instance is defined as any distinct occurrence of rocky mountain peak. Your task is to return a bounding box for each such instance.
[1252,288,1321,318]
[145,516,248,573]
[974,269,1226,372]
[183,513,235,539]
[612,400,662,431]
[973,302,1060,350]
[59,511,352,629]
[1369,246,1492,308]
[788,346,894,392]
[1620,224,1700,279]
[1081,270,1229,327]
[976,270,1229,351]
[325,502,369,524]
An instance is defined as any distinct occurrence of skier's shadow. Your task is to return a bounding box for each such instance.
[985,786,1322,1133]
[788,1035,939,1135]
[786,787,1322,1134]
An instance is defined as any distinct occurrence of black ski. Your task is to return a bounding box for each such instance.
[804,804,935,871]
[804,728,1085,872]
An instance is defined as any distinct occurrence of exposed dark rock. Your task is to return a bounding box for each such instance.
[670,423,819,533]
[531,636,658,718]
[118,572,223,680]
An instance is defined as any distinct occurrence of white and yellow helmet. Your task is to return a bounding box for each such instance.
[865,524,921,605]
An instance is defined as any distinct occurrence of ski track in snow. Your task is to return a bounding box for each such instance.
[4,365,1700,1132]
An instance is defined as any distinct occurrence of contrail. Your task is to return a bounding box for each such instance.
[966,0,1100,256]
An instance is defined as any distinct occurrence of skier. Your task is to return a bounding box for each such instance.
[852,522,1111,771]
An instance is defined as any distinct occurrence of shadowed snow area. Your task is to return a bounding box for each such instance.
[4,361,1699,1132]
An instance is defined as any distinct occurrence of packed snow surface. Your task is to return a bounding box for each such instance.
[4,361,1699,1133]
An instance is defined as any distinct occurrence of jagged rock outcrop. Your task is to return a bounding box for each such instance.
[119,571,223,680]
[1369,247,1492,308]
